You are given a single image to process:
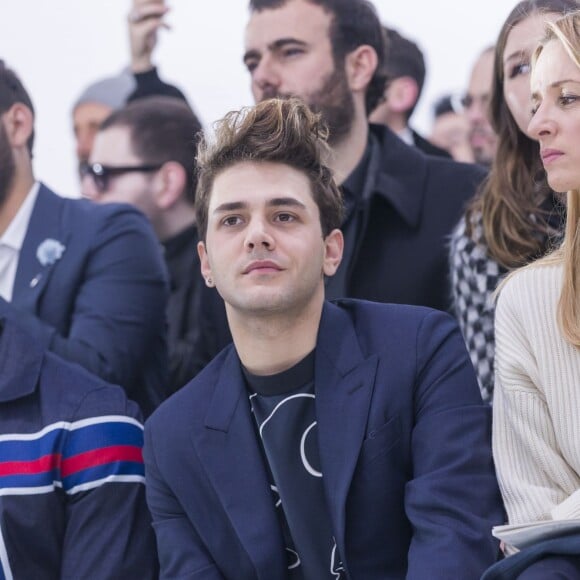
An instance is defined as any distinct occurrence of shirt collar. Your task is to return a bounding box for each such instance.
[0,182,40,251]
[396,126,414,146]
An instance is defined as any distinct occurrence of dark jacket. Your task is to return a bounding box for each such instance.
[339,124,484,310]
[0,183,169,415]
[163,225,229,392]
[144,300,503,579]
[0,317,157,579]
[411,128,451,158]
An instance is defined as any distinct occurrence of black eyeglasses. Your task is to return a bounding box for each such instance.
[80,161,162,193]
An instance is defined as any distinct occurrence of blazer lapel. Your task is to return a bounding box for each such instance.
[315,302,379,568]
[193,349,286,580]
[0,317,42,402]
[12,185,67,313]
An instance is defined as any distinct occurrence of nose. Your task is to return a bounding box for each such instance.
[75,129,97,164]
[81,173,99,201]
[527,103,554,141]
[251,56,281,101]
[244,216,275,251]
[465,96,489,124]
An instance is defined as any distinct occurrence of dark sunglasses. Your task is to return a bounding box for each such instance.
[80,161,162,193]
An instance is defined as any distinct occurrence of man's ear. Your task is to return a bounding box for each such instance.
[322,228,344,277]
[385,77,419,115]
[2,103,33,150]
[197,240,214,287]
[154,161,188,210]
[344,45,378,93]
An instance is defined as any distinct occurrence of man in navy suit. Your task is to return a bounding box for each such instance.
[144,98,504,579]
[0,60,168,415]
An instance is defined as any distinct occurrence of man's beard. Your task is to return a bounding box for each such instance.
[263,65,355,147]
[0,123,15,207]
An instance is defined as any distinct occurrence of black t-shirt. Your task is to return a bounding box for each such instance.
[244,352,345,579]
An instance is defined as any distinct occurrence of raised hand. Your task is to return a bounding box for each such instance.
[128,0,171,73]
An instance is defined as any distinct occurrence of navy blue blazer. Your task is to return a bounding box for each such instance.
[0,183,169,415]
[144,300,504,579]
[0,316,157,579]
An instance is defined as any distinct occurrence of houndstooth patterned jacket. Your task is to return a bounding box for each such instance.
[449,215,504,404]
[450,195,565,404]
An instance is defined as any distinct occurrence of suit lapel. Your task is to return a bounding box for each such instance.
[12,185,68,313]
[315,302,378,567]
[193,349,286,580]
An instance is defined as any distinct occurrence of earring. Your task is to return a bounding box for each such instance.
[206,277,213,287]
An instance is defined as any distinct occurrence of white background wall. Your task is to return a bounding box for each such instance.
[1,1,514,197]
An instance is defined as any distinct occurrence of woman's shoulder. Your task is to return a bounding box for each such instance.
[499,261,562,310]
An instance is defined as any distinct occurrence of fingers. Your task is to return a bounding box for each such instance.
[128,1,170,25]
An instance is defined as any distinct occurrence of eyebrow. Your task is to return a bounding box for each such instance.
[531,79,580,101]
[243,38,308,64]
[213,196,307,214]
[504,50,528,64]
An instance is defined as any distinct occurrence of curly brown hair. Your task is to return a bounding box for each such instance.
[195,97,344,241]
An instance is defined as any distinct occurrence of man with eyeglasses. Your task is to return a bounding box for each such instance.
[82,95,230,393]
[0,60,169,417]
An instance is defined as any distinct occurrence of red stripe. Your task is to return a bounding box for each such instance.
[61,445,143,478]
[0,454,61,476]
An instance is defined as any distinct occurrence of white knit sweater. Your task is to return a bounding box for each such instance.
[493,262,580,525]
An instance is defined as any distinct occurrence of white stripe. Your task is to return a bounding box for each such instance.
[300,422,322,478]
[258,393,315,437]
[0,415,143,443]
[66,474,146,495]
[69,415,143,432]
[0,474,145,498]
[0,484,58,497]
[0,527,13,580]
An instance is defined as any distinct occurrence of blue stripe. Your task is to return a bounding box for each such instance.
[0,422,143,464]
[0,469,59,489]
[0,430,63,462]
[65,423,143,458]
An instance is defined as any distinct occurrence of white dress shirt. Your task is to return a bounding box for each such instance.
[0,182,40,301]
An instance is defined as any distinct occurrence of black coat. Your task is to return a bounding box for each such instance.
[411,128,451,159]
[331,124,485,311]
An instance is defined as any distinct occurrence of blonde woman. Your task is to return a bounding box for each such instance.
[490,10,580,578]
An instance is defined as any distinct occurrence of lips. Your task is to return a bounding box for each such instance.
[242,260,282,274]
[541,148,564,164]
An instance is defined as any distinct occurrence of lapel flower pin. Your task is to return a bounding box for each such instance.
[36,238,66,267]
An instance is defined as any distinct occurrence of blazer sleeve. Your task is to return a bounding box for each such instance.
[60,389,158,579]
[404,310,504,579]
[0,206,169,403]
[143,423,225,579]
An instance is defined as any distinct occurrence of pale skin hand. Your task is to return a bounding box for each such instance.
[128,0,171,73]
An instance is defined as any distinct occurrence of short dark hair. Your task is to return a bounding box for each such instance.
[249,0,387,114]
[100,96,203,203]
[433,94,462,118]
[0,60,35,155]
[195,97,344,241]
[382,27,425,119]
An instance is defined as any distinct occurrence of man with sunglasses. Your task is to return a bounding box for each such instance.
[0,60,168,416]
[83,96,230,392]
